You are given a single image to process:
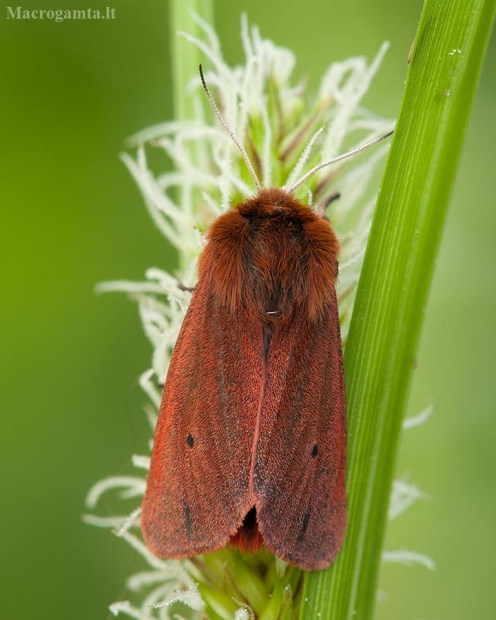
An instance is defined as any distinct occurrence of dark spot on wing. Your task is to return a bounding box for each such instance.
[298,511,311,542]
[184,505,192,539]
[311,444,318,458]
[187,433,194,448]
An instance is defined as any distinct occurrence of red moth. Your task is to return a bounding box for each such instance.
[141,66,392,571]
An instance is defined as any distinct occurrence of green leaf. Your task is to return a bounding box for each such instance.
[301,0,495,618]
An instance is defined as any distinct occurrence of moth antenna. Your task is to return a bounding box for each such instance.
[287,130,394,194]
[199,64,262,192]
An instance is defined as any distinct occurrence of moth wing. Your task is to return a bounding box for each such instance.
[141,270,263,558]
[255,290,347,570]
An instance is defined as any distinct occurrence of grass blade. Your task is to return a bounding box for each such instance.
[301,0,495,618]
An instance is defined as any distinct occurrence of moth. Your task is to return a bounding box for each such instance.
[142,66,392,570]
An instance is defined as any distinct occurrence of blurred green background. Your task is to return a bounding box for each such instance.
[0,1,494,618]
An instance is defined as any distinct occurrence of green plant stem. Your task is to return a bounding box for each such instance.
[301,0,495,618]
[169,0,214,121]
[168,0,214,272]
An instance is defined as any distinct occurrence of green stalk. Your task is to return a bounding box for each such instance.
[168,0,214,120]
[168,0,214,272]
[301,1,495,618]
